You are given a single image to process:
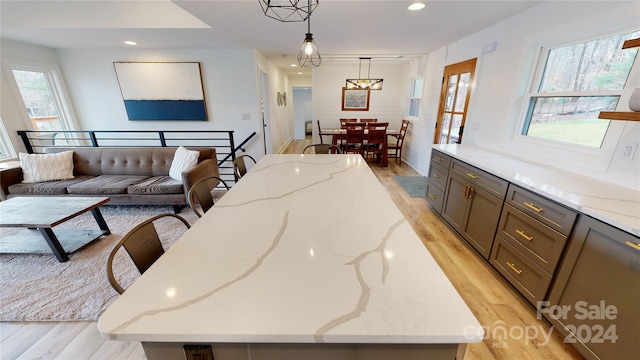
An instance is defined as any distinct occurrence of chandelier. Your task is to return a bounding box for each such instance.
[259,0,319,22]
[345,57,383,90]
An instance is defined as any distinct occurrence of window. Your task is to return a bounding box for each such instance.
[0,118,16,160]
[408,78,423,117]
[12,68,67,133]
[521,30,639,148]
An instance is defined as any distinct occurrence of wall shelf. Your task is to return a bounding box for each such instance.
[598,37,640,121]
[598,111,640,121]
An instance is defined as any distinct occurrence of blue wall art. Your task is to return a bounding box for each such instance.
[114,62,207,121]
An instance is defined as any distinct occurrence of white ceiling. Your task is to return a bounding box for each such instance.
[0,0,544,75]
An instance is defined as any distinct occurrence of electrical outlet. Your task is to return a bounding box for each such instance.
[621,142,638,161]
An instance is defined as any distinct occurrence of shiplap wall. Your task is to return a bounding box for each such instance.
[311,61,409,144]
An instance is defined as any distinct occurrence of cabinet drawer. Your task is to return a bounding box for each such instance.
[497,204,568,274]
[506,185,578,237]
[490,236,553,305]
[430,150,451,169]
[426,183,445,213]
[449,159,508,199]
[428,163,448,191]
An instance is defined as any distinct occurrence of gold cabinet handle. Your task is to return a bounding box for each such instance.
[506,262,523,275]
[435,157,443,162]
[625,241,640,251]
[515,229,533,241]
[434,173,441,178]
[523,202,543,213]
[428,193,437,200]
[466,173,478,179]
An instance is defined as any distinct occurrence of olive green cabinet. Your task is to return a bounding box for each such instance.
[544,215,640,360]
[426,150,450,213]
[489,185,577,305]
[441,159,507,259]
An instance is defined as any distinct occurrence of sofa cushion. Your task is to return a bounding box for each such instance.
[19,151,74,183]
[127,176,183,195]
[67,175,149,195]
[8,175,95,195]
[169,146,199,182]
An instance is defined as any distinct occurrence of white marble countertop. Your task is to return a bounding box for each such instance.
[435,144,640,237]
[98,154,483,344]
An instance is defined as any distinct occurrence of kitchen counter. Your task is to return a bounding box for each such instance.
[435,144,640,237]
[98,154,483,360]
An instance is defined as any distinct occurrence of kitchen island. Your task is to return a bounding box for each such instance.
[98,154,483,360]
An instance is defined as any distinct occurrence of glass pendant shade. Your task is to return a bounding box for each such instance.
[259,0,319,22]
[298,33,322,67]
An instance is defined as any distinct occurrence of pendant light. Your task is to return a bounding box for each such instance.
[297,0,321,67]
[259,0,319,22]
[345,57,383,90]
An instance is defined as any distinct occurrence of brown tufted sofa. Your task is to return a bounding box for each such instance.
[0,147,219,211]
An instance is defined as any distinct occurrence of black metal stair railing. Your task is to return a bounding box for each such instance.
[17,130,258,184]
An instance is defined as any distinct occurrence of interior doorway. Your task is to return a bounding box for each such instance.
[434,58,477,144]
[292,87,312,140]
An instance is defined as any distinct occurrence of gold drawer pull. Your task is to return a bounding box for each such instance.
[428,193,437,200]
[625,241,640,251]
[506,262,523,275]
[435,157,443,162]
[515,229,533,241]
[523,202,543,213]
[466,173,478,179]
[434,174,441,178]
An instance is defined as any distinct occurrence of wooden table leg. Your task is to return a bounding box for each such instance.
[39,228,69,262]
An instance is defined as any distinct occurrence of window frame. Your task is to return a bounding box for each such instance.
[515,29,638,155]
[408,77,424,118]
[3,59,79,144]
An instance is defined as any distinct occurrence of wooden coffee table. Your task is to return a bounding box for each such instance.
[0,196,111,262]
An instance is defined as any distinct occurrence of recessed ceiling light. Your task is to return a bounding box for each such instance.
[408,2,425,11]
[290,64,297,67]
[298,72,303,75]
[124,40,137,46]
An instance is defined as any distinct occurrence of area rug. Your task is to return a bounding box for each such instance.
[393,176,427,198]
[0,205,198,321]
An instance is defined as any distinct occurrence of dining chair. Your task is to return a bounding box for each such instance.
[339,118,358,128]
[363,122,389,165]
[387,119,410,164]
[342,123,365,155]
[359,118,378,124]
[233,153,256,179]
[317,120,324,144]
[303,143,342,154]
[106,213,191,294]
[188,176,230,217]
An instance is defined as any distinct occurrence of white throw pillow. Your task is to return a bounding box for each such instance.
[19,151,75,183]
[169,146,199,183]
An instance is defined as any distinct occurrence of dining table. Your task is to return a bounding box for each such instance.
[98,154,483,360]
[319,127,401,166]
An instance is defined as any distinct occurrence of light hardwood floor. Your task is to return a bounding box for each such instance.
[0,138,584,360]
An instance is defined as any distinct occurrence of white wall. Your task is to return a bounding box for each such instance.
[410,1,640,189]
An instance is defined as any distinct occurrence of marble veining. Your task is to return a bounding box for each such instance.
[99,154,483,345]
[436,145,640,236]
[110,211,291,334]
[314,218,404,342]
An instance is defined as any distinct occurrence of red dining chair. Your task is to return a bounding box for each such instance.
[343,123,365,155]
[363,122,389,165]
